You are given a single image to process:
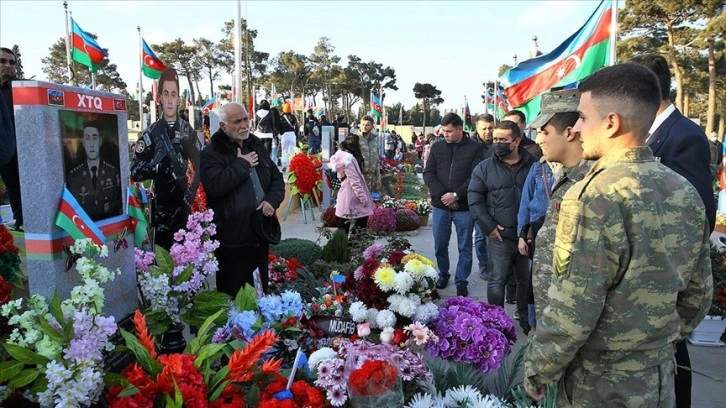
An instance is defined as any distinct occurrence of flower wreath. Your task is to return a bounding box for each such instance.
[288,152,323,203]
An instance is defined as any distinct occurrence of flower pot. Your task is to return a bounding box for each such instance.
[418,214,429,227]
[688,315,726,347]
[160,322,187,354]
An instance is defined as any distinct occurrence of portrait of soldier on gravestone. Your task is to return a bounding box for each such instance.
[61,111,122,221]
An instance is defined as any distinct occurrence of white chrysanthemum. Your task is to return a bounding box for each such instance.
[404,259,426,278]
[405,393,435,408]
[414,302,440,324]
[423,265,439,281]
[366,308,380,328]
[393,271,414,294]
[349,301,368,322]
[376,309,397,328]
[443,385,483,407]
[388,294,419,318]
[373,266,397,291]
[308,347,339,370]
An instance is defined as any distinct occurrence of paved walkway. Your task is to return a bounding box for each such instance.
[280,206,726,407]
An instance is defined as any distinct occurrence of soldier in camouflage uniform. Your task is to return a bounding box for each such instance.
[131,68,202,250]
[67,122,121,221]
[357,115,381,192]
[526,90,591,328]
[524,64,713,407]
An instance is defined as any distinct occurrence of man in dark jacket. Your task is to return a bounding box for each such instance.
[423,113,484,296]
[200,102,284,296]
[0,47,22,229]
[470,113,495,280]
[468,120,536,329]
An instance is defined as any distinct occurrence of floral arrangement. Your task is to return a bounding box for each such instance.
[268,253,303,295]
[414,199,431,216]
[380,157,406,175]
[135,209,220,329]
[309,339,431,407]
[426,297,517,373]
[0,239,119,407]
[366,207,397,233]
[0,224,22,287]
[405,385,512,408]
[322,206,342,228]
[187,159,208,213]
[343,244,439,332]
[306,289,349,318]
[288,152,323,203]
[378,196,431,217]
[395,209,420,232]
[348,359,400,399]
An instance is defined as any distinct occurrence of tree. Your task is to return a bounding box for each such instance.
[11,45,24,79]
[309,37,341,116]
[193,38,224,101]
[343,55,398,111]
[219,19,270,104]
[413,83,444,131]
[498,64,512,77]
[267,51,311,100]
[153,38,201,104]
[41,37,127,92]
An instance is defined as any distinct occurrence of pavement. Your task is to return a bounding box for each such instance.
[280,206,726,406]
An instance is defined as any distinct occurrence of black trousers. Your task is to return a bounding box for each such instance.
[215,245,269,297]
[674,339,691,408]
[0,153,22,226]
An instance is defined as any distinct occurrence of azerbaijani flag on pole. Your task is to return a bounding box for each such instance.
[464,97,473,132]
[142,39,166,79]
[71,18,108,73]
[500,0,613,123]
[202,96,220,114]
[127,185,148,246]
[370,92,383,118]
[55,187,106,245]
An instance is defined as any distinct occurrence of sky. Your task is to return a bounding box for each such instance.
[0,0,607,115]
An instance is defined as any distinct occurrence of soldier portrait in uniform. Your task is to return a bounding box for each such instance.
[61,111,122,221]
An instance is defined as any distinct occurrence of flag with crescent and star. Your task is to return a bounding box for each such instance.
[55,187,106,245]
[142,39,166,79]
[71,18,108,73]
[500,0,613,123]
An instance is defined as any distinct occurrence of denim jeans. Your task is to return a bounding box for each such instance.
[473,223,488,271]
[308,136,321,154]
[432,207,474,287]
[487,237,529,324]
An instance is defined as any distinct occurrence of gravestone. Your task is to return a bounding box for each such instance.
[13,80,136,320]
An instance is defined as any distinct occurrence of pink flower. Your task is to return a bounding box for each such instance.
[357,322,371,337]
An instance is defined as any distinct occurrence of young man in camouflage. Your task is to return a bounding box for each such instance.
[525,89,590,334]
[524,64,713,407]
[357,115,381,193]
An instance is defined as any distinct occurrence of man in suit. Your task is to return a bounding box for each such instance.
[630,53,716,408]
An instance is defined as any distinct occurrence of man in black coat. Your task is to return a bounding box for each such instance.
[0,47,22,229]
[630,53,716,408]
[423,113,484,297]
[468,120,536,331]
[200,102,284,296]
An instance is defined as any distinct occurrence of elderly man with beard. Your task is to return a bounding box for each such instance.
[200,102,284,296]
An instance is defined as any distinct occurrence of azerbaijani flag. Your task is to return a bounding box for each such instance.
[71,18,108,73]
[500,0,613,123]
[370,92,383,118]
[55,187,106,245]
[463,98,473,132]
[142,39,166,79]
[127,185,148,246]
[202,96,220,114]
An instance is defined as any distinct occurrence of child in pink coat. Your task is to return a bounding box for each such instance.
[329,137,374,231]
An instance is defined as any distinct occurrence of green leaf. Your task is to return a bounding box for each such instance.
[37,315,65,345]
[49,291,64,326]
[209,379,231,402]
[7,273,24,289]
[0,360,24,382]
[104,372,131,387]
[119,329,162,375]
[28,375,48,396]
[194,343,225,370]
[2,343,50,366]
[118,385,140,397]
[172,264,194,286]
[287,173,297,183]
[8,369,39,388]
[208,365,229,392]
[235,284,258,312]
[290,186,299,196]
[182,291,231,328]
[188,309,224,356]
[154,245,174,273]
[144,309,173,336]
[173,379,184,407]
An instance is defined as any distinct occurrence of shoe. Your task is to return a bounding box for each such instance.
[435,277,449,289]
[456,284,468,297]
[478,267,489,280]
[513,310,520,320]
[720,236,726,245]
[12,221,23,231]
[506,298,516,305]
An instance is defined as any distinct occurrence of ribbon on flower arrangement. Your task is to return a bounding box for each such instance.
[127,184,148,246]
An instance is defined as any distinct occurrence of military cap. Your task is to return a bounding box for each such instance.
[530,89,581,130]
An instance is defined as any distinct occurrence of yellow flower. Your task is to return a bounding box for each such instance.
[404,259,426,278]
[374,267,397,291]
[402,253,435,267]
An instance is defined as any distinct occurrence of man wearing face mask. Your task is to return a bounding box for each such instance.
[468,120,536,318]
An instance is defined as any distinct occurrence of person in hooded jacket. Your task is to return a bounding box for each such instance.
[329,136,373,232]
[200,102,285,296]
[278,102,298,171]
[255,99,281,162]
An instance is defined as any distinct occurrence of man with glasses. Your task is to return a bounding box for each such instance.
[0,47,23,229]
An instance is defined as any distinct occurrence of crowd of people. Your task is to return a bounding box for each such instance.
[0,43,720,406]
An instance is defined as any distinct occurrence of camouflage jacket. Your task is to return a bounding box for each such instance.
[525,147,713,390]
[358,132,380,192]
[532,159,592,321]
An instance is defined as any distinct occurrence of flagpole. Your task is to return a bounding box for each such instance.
[494,80,499,124]
[609,0,618,66]
[137,26,145,131]
[63,2,73,85]
[234,0,242,104]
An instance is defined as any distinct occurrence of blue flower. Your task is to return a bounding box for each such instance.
[258,295,284,322]
[229,310,258,339]
[280,290,303,317]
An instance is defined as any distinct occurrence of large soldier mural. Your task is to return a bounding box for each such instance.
[130,68,202,250]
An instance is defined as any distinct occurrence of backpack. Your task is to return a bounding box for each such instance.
[305,118,319,137]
